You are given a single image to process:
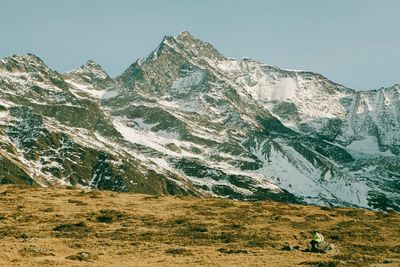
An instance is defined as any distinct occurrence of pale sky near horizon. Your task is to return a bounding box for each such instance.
[0,0,399,90]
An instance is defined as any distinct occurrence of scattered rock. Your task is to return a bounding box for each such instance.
[282,245,294,251]
[97,215,113,223]
[143,196,160,201]
[53,222,87,232]
[95,209,125,223]
[67,199,87,206]
[15,232,30,241]
[310,241,336,253]
[66,251,97,261]
[19,245,55,257]
[53,222,91,237]
[40,207,55,212]
[217,248,248,254]
[300,260,339,267]
[282,245,301,251]
[67,242,83,249]
[328,234,341,241]
[165,248,192,256]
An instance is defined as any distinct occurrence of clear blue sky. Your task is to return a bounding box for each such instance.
[0,0,399,90]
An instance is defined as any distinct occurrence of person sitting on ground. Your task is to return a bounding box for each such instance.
[309,230,324,252]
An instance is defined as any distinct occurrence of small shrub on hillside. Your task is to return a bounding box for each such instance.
[217,248,248,254]
[165,248,192,256]
[67,199,87,206]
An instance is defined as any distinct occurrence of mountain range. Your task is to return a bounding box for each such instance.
[1,31,399,211]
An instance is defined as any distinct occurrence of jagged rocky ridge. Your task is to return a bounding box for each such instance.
[0,32,399,210]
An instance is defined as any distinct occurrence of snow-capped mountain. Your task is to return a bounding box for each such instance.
[1,32,399,211]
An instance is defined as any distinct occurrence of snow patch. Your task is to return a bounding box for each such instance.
[170,69,205,91]
[252,77,298,101]
[65,80,105,98]
[346,136,395,157]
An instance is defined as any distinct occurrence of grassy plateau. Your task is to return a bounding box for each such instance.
[0,185,399,266]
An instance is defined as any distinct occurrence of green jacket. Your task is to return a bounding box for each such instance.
[312,232,324,242]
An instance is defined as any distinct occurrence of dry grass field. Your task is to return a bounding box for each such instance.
[0,185,399,266]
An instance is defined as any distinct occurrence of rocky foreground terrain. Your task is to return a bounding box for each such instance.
[0,185,399,266]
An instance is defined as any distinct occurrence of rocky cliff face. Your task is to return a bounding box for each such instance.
[1,32,399,210]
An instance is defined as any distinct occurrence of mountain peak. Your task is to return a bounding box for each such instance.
[18,53,44,63]
[0,53,50,73]
[82,60,107,73]
[118,31,224,86]
[152,31,224,63]
[85,59,99,66]
[175,30,195,42]
[66,60,110,81]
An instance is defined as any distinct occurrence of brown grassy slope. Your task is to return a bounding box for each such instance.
[0,185,399,267]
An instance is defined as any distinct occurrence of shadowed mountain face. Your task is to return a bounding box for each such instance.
[1,32,399,210]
